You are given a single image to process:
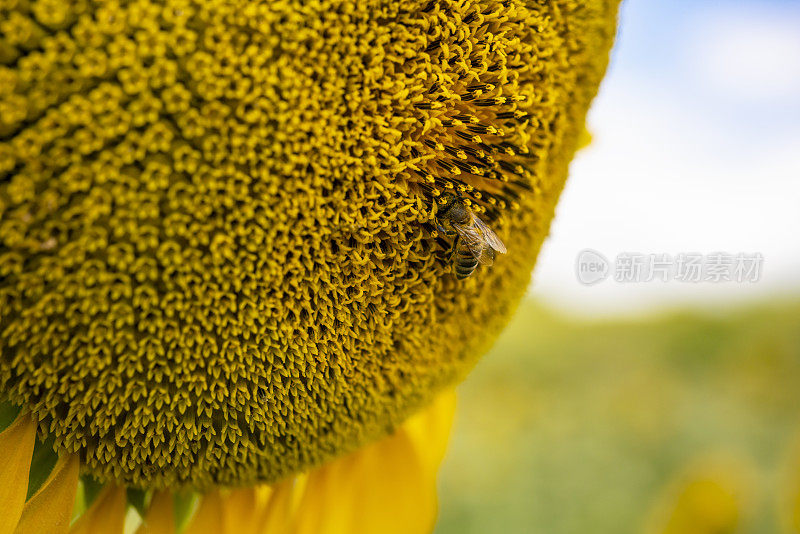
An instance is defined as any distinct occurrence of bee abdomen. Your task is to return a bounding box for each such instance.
[455,251,479,279]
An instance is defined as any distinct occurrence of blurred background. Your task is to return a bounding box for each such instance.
[436,1,800,533]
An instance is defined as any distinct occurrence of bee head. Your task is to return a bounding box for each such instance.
[436,192,458,216]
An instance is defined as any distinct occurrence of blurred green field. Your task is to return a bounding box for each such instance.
[435,299,800,534]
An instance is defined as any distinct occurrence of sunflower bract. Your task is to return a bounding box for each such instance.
[0,0,620,488]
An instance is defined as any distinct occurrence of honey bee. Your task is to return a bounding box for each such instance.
[435,193,507,279]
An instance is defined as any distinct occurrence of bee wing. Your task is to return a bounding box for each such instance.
[470,214,507,254]
[452,222,495,266]
[475,246,495,266]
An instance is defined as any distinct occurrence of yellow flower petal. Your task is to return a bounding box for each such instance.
[403,390,457,475]
[291,390,457,534]
[14,454,79,534]
[0,412,36,534]
[69,485,126,534]
[220,488,262,534]
[258,478,306,534]
[577,126,594,151]
[183,492,224,534]
[645,455,752,534]
[136,491,174,534]
[782,434,800,533]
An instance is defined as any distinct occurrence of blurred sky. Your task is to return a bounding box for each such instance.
[529,0,800,317]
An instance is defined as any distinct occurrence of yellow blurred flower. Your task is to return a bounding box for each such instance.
[645,455,754,534]
[0,0,619,531]
[778,429,800,534]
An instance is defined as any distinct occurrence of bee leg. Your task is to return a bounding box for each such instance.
[436,222,457,238]
[448,235,460,263]
[437,223,455,237]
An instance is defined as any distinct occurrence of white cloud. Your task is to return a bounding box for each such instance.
[527,69,800,318]
[688,7,800,103]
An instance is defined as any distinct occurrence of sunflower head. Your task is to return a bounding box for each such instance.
[0,0,620,489]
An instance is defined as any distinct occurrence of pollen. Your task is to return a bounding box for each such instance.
[0,0,620,488]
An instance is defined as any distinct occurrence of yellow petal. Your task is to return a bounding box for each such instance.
[69,485,126,534]
[577,125,594,151]
[403,389,457,474]
[289,461,349,533]
[258,478,305,534]
[645,455,752,534]
[184,491,224,534]
[136,491,175,534]
[14,454,80,534]
[291,389,457,534]
[220,488,261,534]
[0,412,36,534]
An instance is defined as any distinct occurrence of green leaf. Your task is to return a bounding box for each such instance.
[72,479,86,522]
[0,401,22,433]
[81,475,105,510]
[126,487,151,519]
[26,434,58,499]
[173,490,200,533]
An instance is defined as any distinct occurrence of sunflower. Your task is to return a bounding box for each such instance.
[644,456,752,534]
[0,0,620,531]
